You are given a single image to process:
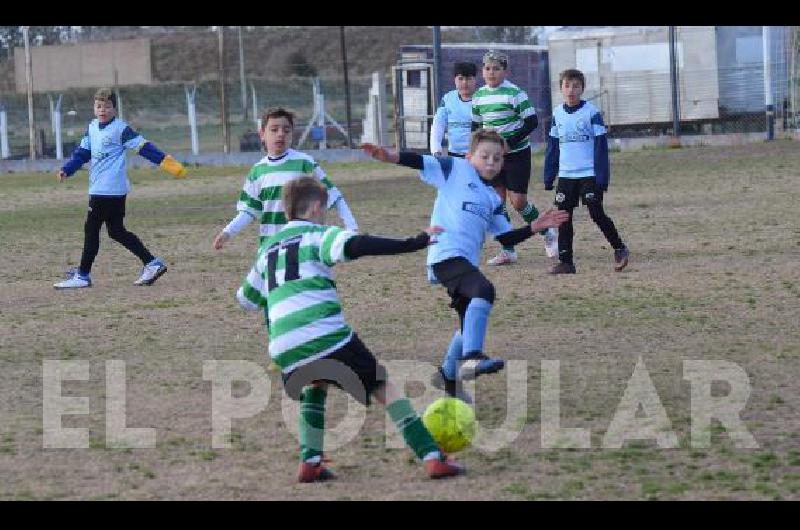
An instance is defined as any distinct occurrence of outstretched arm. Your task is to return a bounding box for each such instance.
[59,129,91,181]
[362,143,401,165]
[362,143,430,170]
[494,209,569,246]
[60,146,91,181]
[343,226,443,260]
[121,126,187,178]
[362,144,452,189]
[137,142,187,178]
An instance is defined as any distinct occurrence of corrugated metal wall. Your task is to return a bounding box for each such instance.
[548,26,792,131]
[716,26,788,114]
[548,27,720,126]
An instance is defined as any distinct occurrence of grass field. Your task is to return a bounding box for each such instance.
[1,141,799,500]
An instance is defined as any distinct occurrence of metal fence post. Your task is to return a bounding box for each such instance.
[669,26,681,138]
[0,106,9,159]
[23,26,36,160]
[186,85,199,155]
[764,26,775,140]
[54,94,63,160]
[218,26,230,154]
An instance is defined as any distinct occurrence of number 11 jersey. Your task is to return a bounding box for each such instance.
[237,220,358,373]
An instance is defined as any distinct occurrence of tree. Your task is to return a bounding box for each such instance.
[472,26,542,44]
[285,50,317,77]
[0,26,72,48]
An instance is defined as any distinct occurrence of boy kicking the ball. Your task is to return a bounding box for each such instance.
[237,176,464,482]
[362,130,569,402]
[54,88,187,289]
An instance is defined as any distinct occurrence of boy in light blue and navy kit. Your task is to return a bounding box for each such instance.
[54,88,187,289]
[544,69,629,274]
[363,131,568,402]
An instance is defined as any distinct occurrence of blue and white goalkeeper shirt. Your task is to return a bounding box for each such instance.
[543,100,610,190]
[62,117,167,196]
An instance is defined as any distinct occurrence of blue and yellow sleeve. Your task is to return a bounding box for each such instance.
[124,125,186,179]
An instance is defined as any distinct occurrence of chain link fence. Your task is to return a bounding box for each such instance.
[0,26,449,159]
[0,26,798,161]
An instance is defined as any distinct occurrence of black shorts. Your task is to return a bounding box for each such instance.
[88,195,127,222]
[281,333,386,406]
[431,257,495,327]
[554,177,603,210]
[490,148,531,194]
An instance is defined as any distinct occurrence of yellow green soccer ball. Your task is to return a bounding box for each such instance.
[422,397,476,453]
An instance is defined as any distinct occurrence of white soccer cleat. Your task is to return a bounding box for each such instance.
[487,249,518,266]
[544,227,559,258]
[458,353,505,380]
[54,270,92,289]
[134,258,168,286]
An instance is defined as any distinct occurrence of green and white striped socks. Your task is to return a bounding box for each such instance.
[387,398,441,461]
[299,386,326,462]
[519,202,539,223]
[519,202,548,235]
[300,391,442,463]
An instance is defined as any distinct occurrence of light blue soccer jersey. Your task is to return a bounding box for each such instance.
[433,90,474,155]
[77,117,148,195]
[549,100,607,179]
[419,156,512,280]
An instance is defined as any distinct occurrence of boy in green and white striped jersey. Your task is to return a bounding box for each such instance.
[213,108,358,251]
[471,50,558,265]
[237,176,464,483]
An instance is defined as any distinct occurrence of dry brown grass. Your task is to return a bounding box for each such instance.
[1,141,799,499]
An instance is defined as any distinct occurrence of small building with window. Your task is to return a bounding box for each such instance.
[394,43,550,150]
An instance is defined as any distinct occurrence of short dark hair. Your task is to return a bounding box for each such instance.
[453,62,477,78]
[469,129,507,154]
[94,87,117,108]
[283,176,328,221]
[559,69,586,89]
[261,107,295,129]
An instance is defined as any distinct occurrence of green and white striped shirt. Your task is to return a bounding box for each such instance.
[237,149,343,244]
[471,80,536,153]
[237,221,358,373]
